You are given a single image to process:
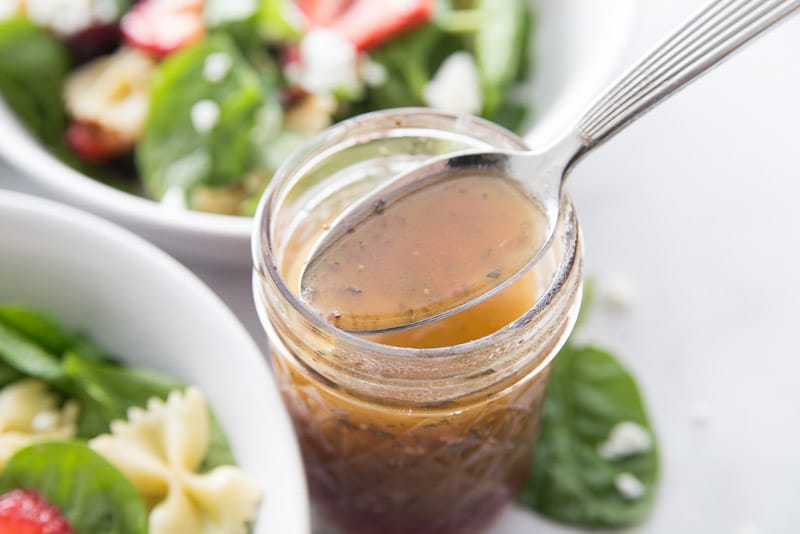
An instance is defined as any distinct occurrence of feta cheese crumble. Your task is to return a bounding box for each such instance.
[360,59,388,87]
[296,29,360,95]
[596,273,638,311]
[689,401,712,428]
[204,0,257,25]
[92,0,119,23]
[598,421,653,460]
[203,52,233,83]
[190,100,220,134]
[31,411,59,432]
[614,472,645,500]
[423,51,482,116]
[160,186,187,210]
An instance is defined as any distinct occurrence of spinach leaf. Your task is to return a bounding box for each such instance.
[519,344,659,527]
[200,411,237,472]
[347,23,464,116]
[63,352,183,437]
[0,304,238,471]
[0,322,64,382]
[0,441,148,534]
[63,353,235,470]
[0,360,23,389]
[474,0,529,117]
[0,18,69,146]
[205,0,263,57]
[0,305,74,354]
[257,0,303,41]
[0,306,105,365]
[138,35,264,199]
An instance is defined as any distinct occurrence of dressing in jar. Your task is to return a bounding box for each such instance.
[253,109,583,534]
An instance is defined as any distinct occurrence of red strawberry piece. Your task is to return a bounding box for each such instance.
[66,23,122,64]
[330,0,434,51]
[296,0,355,28]
[0,489,74,534]
[66,120,132,163]
[121,0,205,57]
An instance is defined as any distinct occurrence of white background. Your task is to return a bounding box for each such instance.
[492,0,800,532]
[2,0,799,532]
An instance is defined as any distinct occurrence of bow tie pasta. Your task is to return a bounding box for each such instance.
[0,379,78,469]
[90,387,262,534]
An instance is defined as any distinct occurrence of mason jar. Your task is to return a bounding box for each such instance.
[252,109,583,534]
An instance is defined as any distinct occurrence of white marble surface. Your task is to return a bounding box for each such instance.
[2,0,799,532]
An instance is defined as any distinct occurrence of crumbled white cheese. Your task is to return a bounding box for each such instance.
[360,59,388,87]
[204,0,258,25]
[28,0,93,36]
[297,29,361,95]
[614,472,645,500]
[689,401,712,428]
[598,421,653,460]
[0,0,21,20]
[423,51,482,116]
[31,411,59,432]
[203,52,233,83]
[190,100,220,134]
[597,273,638,311]
[92,0,119,23]
[160,186,188,210]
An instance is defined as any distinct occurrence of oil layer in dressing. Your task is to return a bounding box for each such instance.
[301,172,546,333]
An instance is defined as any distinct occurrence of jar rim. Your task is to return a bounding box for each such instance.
[252,108,581,366]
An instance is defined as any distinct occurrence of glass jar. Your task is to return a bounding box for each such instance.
[252,109,583,534]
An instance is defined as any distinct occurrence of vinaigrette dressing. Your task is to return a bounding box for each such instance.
[301,172,546,334]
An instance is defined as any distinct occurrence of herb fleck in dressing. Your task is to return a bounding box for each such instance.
[301,172,546,332]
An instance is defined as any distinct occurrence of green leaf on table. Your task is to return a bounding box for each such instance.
[0,18,69,146]
[474,0,530,118]
[519,344,659,528]
[138,34,264,199]
[0,441,148,534]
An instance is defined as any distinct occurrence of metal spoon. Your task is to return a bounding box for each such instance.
[302,0,800,333]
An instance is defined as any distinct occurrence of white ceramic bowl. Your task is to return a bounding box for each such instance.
[0,190,309,534]
[0,0,635,268]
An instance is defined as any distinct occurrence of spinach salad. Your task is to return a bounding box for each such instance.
[0,0,533,216]
[0,305,261,534]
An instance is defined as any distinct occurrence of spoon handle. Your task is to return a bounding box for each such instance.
[575,0,799,148]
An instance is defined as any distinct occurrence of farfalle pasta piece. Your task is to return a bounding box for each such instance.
[90,387,262,534]
[0,379,79,470]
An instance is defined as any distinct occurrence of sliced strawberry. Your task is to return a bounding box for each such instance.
[296,0,355,28]
[0,489,74,534]
[330,0,434,51]
[121,0,205,57]
[66,23,122,64]
[66,121,132,163]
